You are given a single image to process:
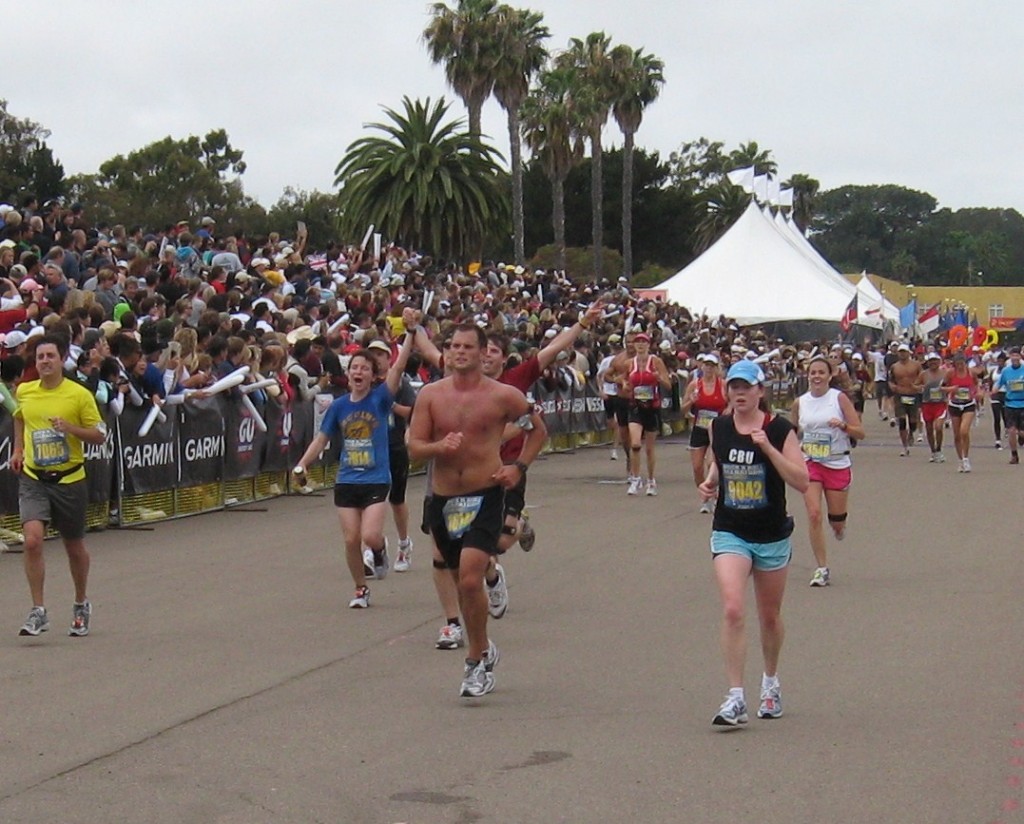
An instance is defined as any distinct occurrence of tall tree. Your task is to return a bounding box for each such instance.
[521,67,586,270]
[491,5,549,266]
[67,128,250,229]
[423,0,500,138]
[334,97,508,260]
[0,99,65,203]
[557,32,621,279]
[611,46,664,277]
[727,141,777,176]
[783,173,819,232]
[693,181,750,253]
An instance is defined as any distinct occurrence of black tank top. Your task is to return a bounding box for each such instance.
[711,413,795,543]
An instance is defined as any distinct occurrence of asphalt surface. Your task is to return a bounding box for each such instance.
[1,410,1022,824]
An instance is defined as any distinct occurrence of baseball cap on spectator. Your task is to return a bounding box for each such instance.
[0,239,15,250]
[99,321,120,339]
[543,328,557,339]
[924,351,940,361]
[250,257,270,269]
[26,325,44,341]
[897,343,911,352]
[659,340,672,351]
[608,334,622,343]
[264,270,285,287]
[10,264,27,279]
[703,352,720,364]
[19,278,41,291]
[367,340,391,354]
[116,259,129,270]
[852,352,864,361]
[201,216,216,227]
[113,303,132,323]
[634,332,651,342]
[3,330,27,348]
[234,272,252,283]
[725,360,764,385]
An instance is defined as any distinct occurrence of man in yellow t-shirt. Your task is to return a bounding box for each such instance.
[13,334,106,638]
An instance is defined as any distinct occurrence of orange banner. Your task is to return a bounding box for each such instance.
[990,317,1020,330]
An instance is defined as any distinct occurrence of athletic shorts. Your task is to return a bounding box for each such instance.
[1004,407,1024,430]
[893,393,920,419]
[806,461,852,492]
[628,404,661,433]
[921,401,947,424]
[428,485,505,569]
[388,447,410,505]
[19,476,88,540]
[948,403,976,418]
[502,470,527,523]
[334,483,390,510]
[604,396,629,427]
[710,529,792,572]
[875,381,891,398]
[689,424,711,449]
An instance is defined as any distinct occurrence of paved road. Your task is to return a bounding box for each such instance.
[1,413,1022,823]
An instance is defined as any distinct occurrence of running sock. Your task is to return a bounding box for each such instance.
[399,538,411,549]
[762,673,779,689]
[728,686,745,702]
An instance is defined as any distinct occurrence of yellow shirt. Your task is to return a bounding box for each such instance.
[15,377,103,484]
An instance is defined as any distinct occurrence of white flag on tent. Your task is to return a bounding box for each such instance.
[766,178,781,206]
[752,174,768,202]
[778,188,794,208]
[726,166,755,192]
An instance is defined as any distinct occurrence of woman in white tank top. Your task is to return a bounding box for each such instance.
[790,355,865,587]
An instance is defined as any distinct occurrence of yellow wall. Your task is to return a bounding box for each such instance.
[850,275,1024,323]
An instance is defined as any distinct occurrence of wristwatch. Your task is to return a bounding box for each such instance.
[513,460,529,474]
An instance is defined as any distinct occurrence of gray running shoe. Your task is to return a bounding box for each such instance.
[362,547,376,579]
[68,600,91,637]
[758,682,783,719]
[19,606,49,637]
[486,564,508,619]
[483,638,500,673]
[348,586,370,609]
[809,567,830,587]
[518,515,536,552]
[394,539,412,572]
[712,694,748,727]
[436,623,464,650]
[460,658,495,697]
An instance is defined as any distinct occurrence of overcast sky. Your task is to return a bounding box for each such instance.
[9,0,1023,214]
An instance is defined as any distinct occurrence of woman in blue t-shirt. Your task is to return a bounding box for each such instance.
[295,332,413,609]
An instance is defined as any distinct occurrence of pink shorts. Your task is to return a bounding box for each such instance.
[922,401,947,424]
[806,461,852,491]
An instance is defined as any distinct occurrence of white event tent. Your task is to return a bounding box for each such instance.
[656,200,875,328]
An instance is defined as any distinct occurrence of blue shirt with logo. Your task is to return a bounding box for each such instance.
[320,382,394,485]
[998,363,1024,408]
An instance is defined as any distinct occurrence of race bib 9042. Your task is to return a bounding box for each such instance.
[722,463,768,510]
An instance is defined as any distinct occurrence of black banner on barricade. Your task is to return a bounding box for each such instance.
[83,410,117,504]
[262,399,293,473]
[223,396,267,480]
[0,409,17,513]
[119,403,178,495]
[289,396,313,467]
[568,381,588,434]
[178,399,225,486]
[583,379,607,432]
[555,382,574,433]
[534,382,564,436]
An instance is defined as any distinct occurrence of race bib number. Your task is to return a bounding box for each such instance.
[925,387,944,403]
[1009,380,1024,392]
[722,463,768,510]
[634,385,655,403]
[343,438,375,470]
[900,395,917,405]
[695,409,719,429]
[955,387,971,402]
[442,495,484,539]
[32,428,70,467]
[801,430,832,461]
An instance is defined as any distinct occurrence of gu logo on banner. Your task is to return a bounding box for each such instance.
[237,415,256,453]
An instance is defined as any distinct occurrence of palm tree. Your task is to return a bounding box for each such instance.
[557,32,620,279]
[693,181,750,253]
[334,97,509,260]
[611,46,664,278]
[491,6,549,266]
[521,67,586,271]
[727,141,778,177]
[423,0,500,138]
[784,173,820,232]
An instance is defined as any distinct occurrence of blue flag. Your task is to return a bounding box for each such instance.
[899,299,917,330]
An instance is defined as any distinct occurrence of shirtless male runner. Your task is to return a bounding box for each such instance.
[888,343,924,457]
[408,323,545,698]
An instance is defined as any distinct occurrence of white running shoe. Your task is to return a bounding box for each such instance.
[699,500,713,514]
[460,659,495,697]
[362,547,376,579]
[712,694,749,727]
[916,432,924,443]
[928,452,938,463]
[962,457,972,473]
[486,564,509,619]
[936,451,946,463]
[348,586,370,608]
[758,682,783,719]
[610,448,619,461]
[645,479,658,496]
[809,567,830,587]
[435,623,464,650]
[372,539,390,580]
[627,477,641,496]
[394,539,412,572]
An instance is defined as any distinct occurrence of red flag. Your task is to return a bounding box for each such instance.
[840,296,858,332]
[918,303,940,335]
